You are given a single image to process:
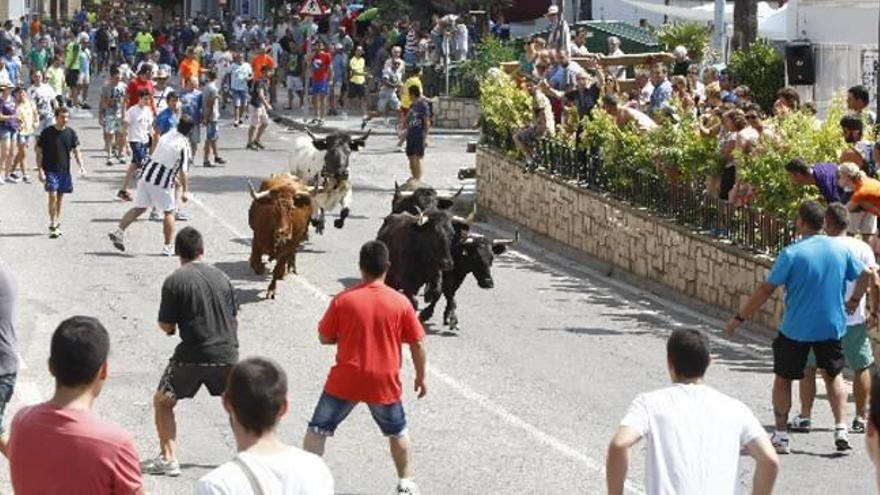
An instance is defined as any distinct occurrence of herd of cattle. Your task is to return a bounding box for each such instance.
[247,129,517,329]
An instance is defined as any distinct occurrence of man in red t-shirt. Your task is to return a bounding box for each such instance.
[126,64,155,112]
[303,240,426,495]
[8,316,143,494]
[308,39,332,125]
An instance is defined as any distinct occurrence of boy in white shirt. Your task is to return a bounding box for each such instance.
[196,358,333,495]
[607,329,779,495]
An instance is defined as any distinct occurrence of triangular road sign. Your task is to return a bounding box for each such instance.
[299,0,327,16]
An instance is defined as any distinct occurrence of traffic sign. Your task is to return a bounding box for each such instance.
[299,0,327,16]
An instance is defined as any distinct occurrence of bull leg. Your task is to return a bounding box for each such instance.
[442,277,464,330]
[419,292,441,322]
[333,207,350,229]
[310,208,326,235]
[250,247,266,275]
[423,272,441,304]
[288,251,298,275]
[267,259,288,300]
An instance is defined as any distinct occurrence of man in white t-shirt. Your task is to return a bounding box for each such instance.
[790,203,879,435]
[606,329,779,495]
[196,357,333,495]
[109,115,193,256]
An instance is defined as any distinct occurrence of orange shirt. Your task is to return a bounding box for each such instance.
[178,58,201,83]
[251,54,274,80]
[851,178,880,211]
[30,19,40,36]
[318,281,424,404]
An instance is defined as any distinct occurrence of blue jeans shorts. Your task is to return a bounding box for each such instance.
[129,141,150,167]
[0,373,15,435]
[205,121,219,141]
[0,128,13,140]
[45,171,73,194]
[307,391,407,437]
[310,79,329,95]
[232,89,248,107]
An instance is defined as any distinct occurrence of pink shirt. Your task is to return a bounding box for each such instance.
[9,402,143,494]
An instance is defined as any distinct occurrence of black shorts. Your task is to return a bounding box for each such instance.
[157,361,233,400]
[348,83,365,99]
[773,333,845,380]
[719,165,736,201]
[65,69,80,88]
[406,135,425,158]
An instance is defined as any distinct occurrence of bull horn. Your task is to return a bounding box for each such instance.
[438,185,464,201]
[305,127,318,141]
[358,129,372,141]
[247,180,271,201]
[493,230,520,247]
[464,204,477,225]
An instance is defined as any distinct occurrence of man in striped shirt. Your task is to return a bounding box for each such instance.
[108,115,194,256]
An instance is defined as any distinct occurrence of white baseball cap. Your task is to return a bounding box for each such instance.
[546,5,559,15]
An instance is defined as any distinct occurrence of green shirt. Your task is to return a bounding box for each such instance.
[64,42,81,70]
[135,32,154,54]
[29,48,49,71]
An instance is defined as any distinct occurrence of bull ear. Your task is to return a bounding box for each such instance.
[492,244,508,255]
[293,192,312,208]
[349,129,372,150]
[311,139,329,151]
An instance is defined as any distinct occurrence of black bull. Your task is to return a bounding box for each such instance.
[382,190,518,329]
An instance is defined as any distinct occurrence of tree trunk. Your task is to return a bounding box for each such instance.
[732,0,758,51]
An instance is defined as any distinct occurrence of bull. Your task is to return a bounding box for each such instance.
[247,173,314,299]
[377,207,455,310]
[288,128,370,234]
[391,180,463,215]
[419,208,518,329]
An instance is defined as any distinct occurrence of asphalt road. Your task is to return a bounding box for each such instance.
[0,93,874,494]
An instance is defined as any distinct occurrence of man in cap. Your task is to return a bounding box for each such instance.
[153,68,174,112]
[546,4,570,56]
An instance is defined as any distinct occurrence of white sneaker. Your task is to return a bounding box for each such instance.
[149,209,162,222]
[835,427,853,451]
[770,432,790,454]
[396,479,420,495]
[162,244,175,257]
[140,455,181,476]
[108,230,125,252]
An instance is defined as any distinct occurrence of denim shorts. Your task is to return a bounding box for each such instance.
[0,373,17,435]
[205,121,218,141]
[45,171,73,194]
[16,133,32,145]
[0,128,13,140]
[232,89,248,106]
[129,141,150,167]
[307,391,407,437]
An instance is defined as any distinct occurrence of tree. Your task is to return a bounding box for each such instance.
[732,0,758,51]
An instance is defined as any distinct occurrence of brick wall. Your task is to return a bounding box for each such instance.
[476,147,785,329]
[433,97,480,129]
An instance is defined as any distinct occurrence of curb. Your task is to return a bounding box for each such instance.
[271,112,480,137]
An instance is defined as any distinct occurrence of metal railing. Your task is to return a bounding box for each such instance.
[481,125,796,256]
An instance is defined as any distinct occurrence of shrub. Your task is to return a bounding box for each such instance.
[479,71,531,147]
[655,23,712,63]
[727,40,785,113]
[454,38,519,98]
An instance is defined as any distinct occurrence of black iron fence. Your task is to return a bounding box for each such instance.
[481,125,796,256]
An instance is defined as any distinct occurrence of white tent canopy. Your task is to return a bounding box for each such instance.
[616,0,789,40]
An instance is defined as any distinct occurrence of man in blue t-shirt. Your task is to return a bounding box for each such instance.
[726,200,874,456]
[178,76,202,167]
[155,92,180,136]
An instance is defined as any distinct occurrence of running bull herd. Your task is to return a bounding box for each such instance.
[246,129,518,330]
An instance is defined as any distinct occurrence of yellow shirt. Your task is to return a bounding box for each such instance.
[135,32,154,54]
[16,99,35,135]
[349,56,365,85]
[400,76,422,109]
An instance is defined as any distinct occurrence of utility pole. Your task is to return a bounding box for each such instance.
[713,0,725,60]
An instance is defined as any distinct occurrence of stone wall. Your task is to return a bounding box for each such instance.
[476,147,785,329]
[433,97,481,129]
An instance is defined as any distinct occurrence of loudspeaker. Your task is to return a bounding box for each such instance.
[785,42,815,85]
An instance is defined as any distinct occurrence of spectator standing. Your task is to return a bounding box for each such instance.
[27,37,50,76]
[839,115,876,177]
[0,83,17,183]
[64,34,84,107]
[329,43,347,117]
[77,35,92,109]
[607,329,778,495]
[155,92,181,136]
[178,47,201,88]
[36,106,85,239]
[570,28,589,57]
[788,204,879,435]
[109,116,193,256]
[7,316,143,493]
[847,84,876,126]
[140,227,239,476]
[545,5,570,55]
[246,66,272,151]
[285,48,305,111]
[403,85,430,182]
[230,51,253,127]
[647,64,672,117]
[134,25,154,65]
[45,56,66,105]
[250,44,275,82]
[726,200,875,454]
[309,39,332,125]
[27,70,56,135]
[153,69,174,112]
[179,76,203,168]
[671,45,692,76]
[396,65,424,151]
[195,358,334,494]
[201,69,224,167]
[0,257,18,457]
[302,240,426,495]
[123,88,156,175]
[361,58,402,129]
[11,87,35,184]
[452,17,468,62]
[347,45,367,116]
[99,65,127,166]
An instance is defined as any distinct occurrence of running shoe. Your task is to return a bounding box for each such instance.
[106,157,114,166]
[108,230,125,252]
[396,479,420,495]
[140,455,181,476]
[21,175,31,184]
[116,189,133,201]
[49,225,59,239]
[215,156,227,165]
[148,209,162,222]
[246,142,258,150]
[835,427,853,451]
[851,416,867,434]
[162,244,175,257]
[396,146,405,153]
[253,141,265,150]
[770,432,790,454]
[203,160,214,167]
[788,414,812,433]
[175,210,190,221]
[117,155,127,164]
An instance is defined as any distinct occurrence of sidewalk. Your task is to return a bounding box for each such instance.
[271,106,480,136]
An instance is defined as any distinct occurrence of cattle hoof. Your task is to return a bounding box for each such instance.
[253,264,266,276]
[447,315,459,329]
[333,218,345,229]
[266,290,276,300]
[418,309,434,322]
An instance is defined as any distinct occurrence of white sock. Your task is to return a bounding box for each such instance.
[774,430,789,438]
[835,422,847,430]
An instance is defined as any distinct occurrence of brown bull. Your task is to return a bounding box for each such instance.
[247,173,314,299]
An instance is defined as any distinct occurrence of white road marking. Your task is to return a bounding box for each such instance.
[189,191,644,494]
